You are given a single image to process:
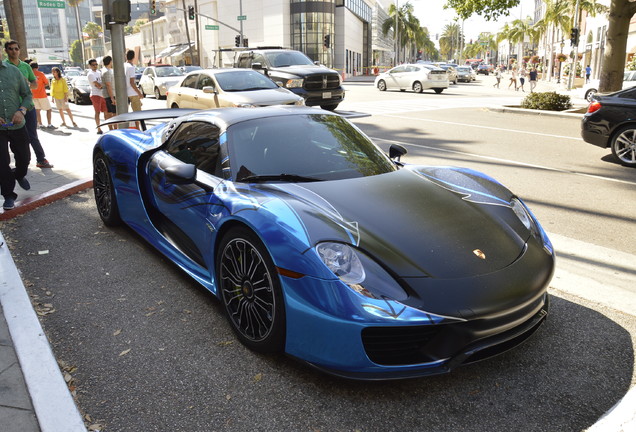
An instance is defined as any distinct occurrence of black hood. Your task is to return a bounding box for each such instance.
[269,65,340,78]
[269,168,528,279]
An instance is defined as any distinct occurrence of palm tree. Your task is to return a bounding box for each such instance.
[68,0,86,66]
[439,23,463,62]
[382,2,436,63]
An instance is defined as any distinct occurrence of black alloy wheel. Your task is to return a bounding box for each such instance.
[610,125,636,167]
[217,227,285,353]
[377,80,387,91]
[93,152,122,226]
[433,88,444,94]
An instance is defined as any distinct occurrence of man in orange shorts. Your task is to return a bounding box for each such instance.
[87,59,106,134]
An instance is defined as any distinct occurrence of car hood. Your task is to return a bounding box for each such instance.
[154,77,183,85]
[265,166,529,279]
[270,65,339,77]
[220,87,302,106]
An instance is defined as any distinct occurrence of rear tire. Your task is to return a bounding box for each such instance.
[154,87,163,99]
[320,104,339,111]
[413,81,423,93]
[610,125,636,167]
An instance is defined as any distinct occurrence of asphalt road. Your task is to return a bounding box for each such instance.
[4,81,635,431]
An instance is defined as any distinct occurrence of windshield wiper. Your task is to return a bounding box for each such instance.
[238,173,323,183]
[241,87,272,91]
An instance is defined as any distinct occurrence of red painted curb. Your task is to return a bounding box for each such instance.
[0,178,93,221]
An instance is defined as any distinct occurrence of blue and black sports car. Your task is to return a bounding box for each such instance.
[93,106,555,379]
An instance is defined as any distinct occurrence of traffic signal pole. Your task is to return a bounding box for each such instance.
[567,0,580,90]
[181,0,194,65]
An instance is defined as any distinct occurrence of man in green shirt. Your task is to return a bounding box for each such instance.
[3,40,53,169]
[0,42,33,210]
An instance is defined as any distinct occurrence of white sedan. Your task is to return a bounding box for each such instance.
[582,70,636,101]
[166,68,305,109]
[374,64,449,94]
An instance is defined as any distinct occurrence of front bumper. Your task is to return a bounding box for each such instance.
[290,87,345,107]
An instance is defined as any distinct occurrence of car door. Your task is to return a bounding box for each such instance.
[194,73,220,109]
[146,121,226,271]
[170,74,199,108]
[385,66,405,90]
[141,68,155,95]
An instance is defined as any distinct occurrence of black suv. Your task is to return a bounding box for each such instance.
[235,48,344,110]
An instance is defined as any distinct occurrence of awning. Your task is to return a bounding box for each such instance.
[169,43,195,58]
[157,45,181,57]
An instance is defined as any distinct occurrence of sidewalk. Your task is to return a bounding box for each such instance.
[0,90,631,432]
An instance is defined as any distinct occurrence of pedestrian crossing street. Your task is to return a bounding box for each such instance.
[337,96,524,117]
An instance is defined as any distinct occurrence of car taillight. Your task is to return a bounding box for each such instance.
[587,101,601,113]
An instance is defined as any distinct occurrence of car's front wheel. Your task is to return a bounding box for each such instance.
[433,88,444,94]
[217,227,286,353]
[610,125,636,167]
[320,104,339,111]
[377,80,387,91]
[413,81,423,93]
[93,151,122,226]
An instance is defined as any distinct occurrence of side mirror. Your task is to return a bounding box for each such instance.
[389,144,407,161]
[251,62,265,71]
[202,86,217,94]
[165,164,196,185]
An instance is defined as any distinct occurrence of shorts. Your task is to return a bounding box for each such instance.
[33,98,52,111]
[129,95,142,112]
[90,95,107,113]
[54,98,69,110]
[105,97,117,114]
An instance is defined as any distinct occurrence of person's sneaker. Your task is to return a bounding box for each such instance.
[97,129,103,135]
[3,197,15,210]
[16,177,30,190]
[38,124,46,130]
[47,124,57,129]
[36,159,54,168]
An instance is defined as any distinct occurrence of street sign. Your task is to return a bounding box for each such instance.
[159,1,166,12]
[37,0,65,8]
[205,25,219,30]
[237,15,247,20]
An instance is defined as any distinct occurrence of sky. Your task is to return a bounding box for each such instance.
[410,0,536,45]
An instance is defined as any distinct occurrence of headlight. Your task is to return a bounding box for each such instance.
[285,78,304,88]
[511,197,553,254]
[511,197,532,231]
[294,98,305,106]
[316,242,408,300]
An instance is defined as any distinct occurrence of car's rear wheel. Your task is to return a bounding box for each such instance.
[320,104,339,111]
[171,102,179,109]
[154,87,162,99]
[585,88,597,102]
[140,86,146,97]
[413,81,423,93]
[93,151,122,226]
[610,125,636,167]
[433,88,444,94]
[217,227,285,353]
[377,80,387,91]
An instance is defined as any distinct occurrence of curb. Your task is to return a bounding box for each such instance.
[0,179,93,221]
[487,105,586,119]
[0,231,87,432]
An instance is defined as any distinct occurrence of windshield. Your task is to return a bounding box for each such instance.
[155,66,184,77]
[215,71,278,91]
[265,51,314,67]
[227,114,396,182]
[457,67,471,72]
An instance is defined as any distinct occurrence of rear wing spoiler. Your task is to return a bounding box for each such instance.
[99,108,199,131]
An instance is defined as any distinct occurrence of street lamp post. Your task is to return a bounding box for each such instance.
[557,39,564,84]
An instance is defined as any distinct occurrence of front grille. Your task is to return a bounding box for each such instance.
[304,74,341,91]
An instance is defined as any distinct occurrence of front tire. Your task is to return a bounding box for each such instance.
[433,88,444,94]
[320,104,339,111]
[217,227,286,353]
[377,80,386,91]
[610,125,636,167]
[93,151,122,226]
[413,81,423,93]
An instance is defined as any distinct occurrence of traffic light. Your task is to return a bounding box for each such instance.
[323,34,330,48]
[243,38,248,47]
[570,27,579,46]
[188,6,195,20]
[111,0,131,24]
[150,0,156,15]
[235,35,241,47]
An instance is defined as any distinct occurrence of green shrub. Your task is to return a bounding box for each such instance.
[520,91,572,111]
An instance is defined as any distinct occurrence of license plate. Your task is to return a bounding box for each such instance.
[322,92,331,99]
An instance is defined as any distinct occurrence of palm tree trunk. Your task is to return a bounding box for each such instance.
[4,0,27,58]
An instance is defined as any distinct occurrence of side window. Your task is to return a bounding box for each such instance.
[165,122,222,176]
[252,53,266,65]
[181,74,198,88]
[197,74,215,89]
[237,55,251,68]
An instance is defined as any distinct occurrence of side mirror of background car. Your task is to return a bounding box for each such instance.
[251,63,265,71]
[202,86,218,94]
[165,164,197,185]
[389,144,407,161]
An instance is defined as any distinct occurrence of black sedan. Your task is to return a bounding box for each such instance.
[68,76,91,105]
[581,87,636,167]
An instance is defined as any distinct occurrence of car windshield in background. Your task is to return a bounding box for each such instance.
[265,51,314,67]
[156,66,184,77]
[227,114,397,182]
[38,64,62,74]
[457,67,471,72]
[73,77,89,85]
[215,71,278,92]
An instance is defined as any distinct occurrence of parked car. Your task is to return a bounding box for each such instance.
[456,66,476,82]
[166,68,304,109]
[477,64,492,75]
[582,70,636,102]
[37,62,64,88]
[235,48,344,110]
[435,64,458,84]
[139,65,184,99]
[134,67,146,87]
[68,76,91,105]
[64,70,83,79]
[375,64,449,94]
[94,105,554,379]
[581,86,636,167]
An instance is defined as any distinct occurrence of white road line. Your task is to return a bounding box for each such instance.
[371,136,636,186]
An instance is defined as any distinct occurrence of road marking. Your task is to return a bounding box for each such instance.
[371,136,636,186]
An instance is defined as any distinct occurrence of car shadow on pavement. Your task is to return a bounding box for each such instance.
[2,191,634,432]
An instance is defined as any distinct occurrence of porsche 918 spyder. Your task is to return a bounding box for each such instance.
[93,106,555,379]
